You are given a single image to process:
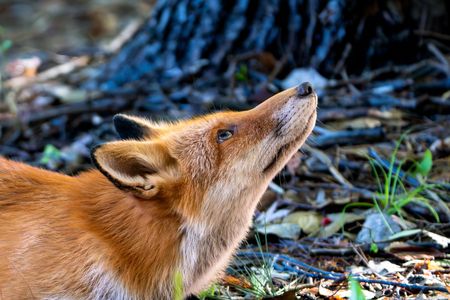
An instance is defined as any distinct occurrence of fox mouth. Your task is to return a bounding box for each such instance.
[263,111,316,174]
[262,142,292,173]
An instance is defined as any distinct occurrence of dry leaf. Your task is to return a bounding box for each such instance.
[423,231,450,248]
[386,242,445,260]
[367,260,405,275]
[320,213,365,238]
[328,117,381,130]
[222,275,252,289]
[256,223,301,239]
[284,211,322,234]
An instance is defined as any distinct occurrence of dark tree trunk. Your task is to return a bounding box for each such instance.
[87,0,447,97]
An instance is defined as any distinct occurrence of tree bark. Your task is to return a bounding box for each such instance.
[88,0,447,96]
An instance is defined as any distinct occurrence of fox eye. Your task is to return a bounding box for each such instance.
[217,129,234,143]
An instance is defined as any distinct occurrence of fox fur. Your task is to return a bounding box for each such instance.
[0,85,317,299]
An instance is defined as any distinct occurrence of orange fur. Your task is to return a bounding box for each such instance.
[0,85,317,299]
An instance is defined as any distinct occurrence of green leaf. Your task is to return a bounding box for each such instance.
[235,64,248,82]
[0,39,12,52]
[39,144,62,164]
[370,243,379,254]
[349,276,366,300]
[198,284,218,299]
[416,149,432,177]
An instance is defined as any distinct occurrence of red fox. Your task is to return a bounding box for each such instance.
[0,82,317,299]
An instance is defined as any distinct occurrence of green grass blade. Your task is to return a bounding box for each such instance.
[173,270,184,300]
[411,198,440,222]
[349,276,366,300]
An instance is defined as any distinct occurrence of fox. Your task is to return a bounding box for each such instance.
[0,82,317,299]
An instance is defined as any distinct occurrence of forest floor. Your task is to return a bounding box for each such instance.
[0,1,449,299]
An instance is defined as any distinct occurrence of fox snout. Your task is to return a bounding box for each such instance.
[273,81,317,136]
[255,82,317,175]
[253,81,317,122]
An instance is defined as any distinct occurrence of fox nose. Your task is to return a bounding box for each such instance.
[296,82,314,97]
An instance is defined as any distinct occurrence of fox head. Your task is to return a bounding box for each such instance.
[91,83,317,223]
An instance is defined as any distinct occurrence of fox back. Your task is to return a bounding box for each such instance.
[0,83,317,299]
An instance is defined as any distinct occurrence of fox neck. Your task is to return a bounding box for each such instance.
[181,178,269,294]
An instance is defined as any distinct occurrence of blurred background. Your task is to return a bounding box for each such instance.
[0,0,150,54]
[0,0,449,298]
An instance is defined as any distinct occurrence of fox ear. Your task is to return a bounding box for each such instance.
[113,114,156,140]
[91,141,176,199]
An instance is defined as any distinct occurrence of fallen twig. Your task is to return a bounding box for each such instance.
[103,20,142,54]
[312,126,384,148]
[236,251,449,293]
[303,144,353,188]
[17,98,127,124]
[5,56,90,91]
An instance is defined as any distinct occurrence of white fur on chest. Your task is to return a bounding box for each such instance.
[180,222,207,286]
[82,262,130,300]
[180,209,256,295]
[180,158,268,295]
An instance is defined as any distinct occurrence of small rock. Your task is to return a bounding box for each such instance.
[281,68,329,91]
[356,212,401,247]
